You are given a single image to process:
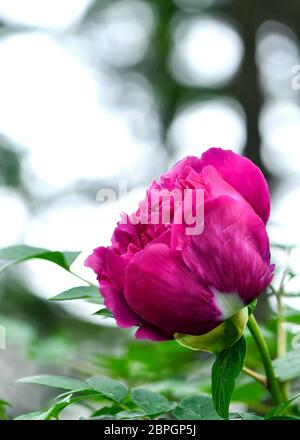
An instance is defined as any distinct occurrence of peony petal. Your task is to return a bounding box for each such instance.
[200,148,270,223]
[125,243,222,336]
[85,246,126,291]
[173,194,274,307]
[111,216,140,254]
[135,324,172,341]
[84,246,106,275]
[200,165,270,262]
[201,165,242,201]
[100,281,141,328]
[160,156,202,189]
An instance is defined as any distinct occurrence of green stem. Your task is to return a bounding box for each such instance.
[276,287,289,400]
[69,270,98,288]
[277,289,286,358]
[247,314,284,405]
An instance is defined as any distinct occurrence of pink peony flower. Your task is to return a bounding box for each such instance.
[86,148,274,341]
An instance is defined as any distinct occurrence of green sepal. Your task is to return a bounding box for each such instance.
[174,307,248,354]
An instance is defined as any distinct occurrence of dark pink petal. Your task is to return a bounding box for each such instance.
[200,165,270,263]
[84,247,106,275]
[100,281,141,327]
[200,148,270,223]
[135,324,172,341]
[201,165,242,200]
[125,243,222,336]
[111,216,140,254]
[85,246,126,291]
[173,195,274,306]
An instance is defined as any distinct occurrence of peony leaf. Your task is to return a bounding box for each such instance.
[237,412,264,420]
[174,307,248,354]
[265,393,300,419]
[49,286,101,302]
[173,395,220,420]
[0,399,10,420]
[14,411,50,420]
[87,376,128,403]
[16,375,88,391]
[116,410,147,419]
[211,336,247,419]
[131,388,175,415]
[0,245,80,275]
[273,349,300,382]
[93,308,113,317]
[15,393,105,420]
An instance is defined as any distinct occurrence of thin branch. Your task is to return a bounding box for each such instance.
[242,366,267,387]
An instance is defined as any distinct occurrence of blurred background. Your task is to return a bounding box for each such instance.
[1,0,300,418]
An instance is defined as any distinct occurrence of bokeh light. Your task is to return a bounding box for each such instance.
[168,98,246,159]
[169,16,244,87]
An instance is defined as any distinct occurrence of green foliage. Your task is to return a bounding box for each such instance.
[14,392,105,420]
[1,244,300,420]
[273,349,300,382]
[13,375,182,420]
[92,339,197,386]
[93,308,113,317]
[0,399,10,420]
[265,393,300,419]
[17,369,298,421]
[17,372,251,420]
[15,411,49,420]
[231,377,265,404]
[131,388,175,415]
[238,412,264,420]
[50,286,102,303]
[0,245,80,275]
[173,395,220,420]
[211,336,247,419]
[86,376,128,403]
[17,375,88,391]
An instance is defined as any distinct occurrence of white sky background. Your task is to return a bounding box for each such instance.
[0,2,299,319]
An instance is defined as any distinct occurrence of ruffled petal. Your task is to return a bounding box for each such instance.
[84,247,105,275]
[200,148,270,223]
[160,156,202,189]
[111,215,141,254]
